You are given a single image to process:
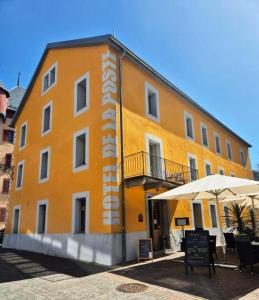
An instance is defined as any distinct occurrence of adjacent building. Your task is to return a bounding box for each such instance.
[3,35,253,265]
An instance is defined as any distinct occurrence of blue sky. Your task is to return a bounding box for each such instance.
[1,0,259,169]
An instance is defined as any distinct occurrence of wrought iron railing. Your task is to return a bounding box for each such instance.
[124,151,198,185]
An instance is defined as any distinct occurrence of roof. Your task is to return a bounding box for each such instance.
[9,86,26,110]
[11,34,252,147]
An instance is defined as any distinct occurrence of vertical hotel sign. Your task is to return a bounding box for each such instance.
[101,50,120,226]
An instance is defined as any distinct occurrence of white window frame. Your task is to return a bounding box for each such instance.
[204,160,212,176]
[200,122,209,148]
[145,82,160,123]
[36,200,48,234]
[240,148,246,167]
[41,62,57,95]
[19,121,28,150]
[16,160,25,191]
[225,139,233,160]
[74,73,90,117]
[187,153,198,181]
[12,205,21,234]
[214,132,221,155]
[39,146,51,183]
[73,128,89,173]
[184,111,195,141]
[209,201,218,228]
[41,101,53,136]
[191,200,204,229]
[218,166,225,175]
[71,191,89,234]
[223,204,231,227]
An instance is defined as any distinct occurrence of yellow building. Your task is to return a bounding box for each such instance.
[3,35,253,265]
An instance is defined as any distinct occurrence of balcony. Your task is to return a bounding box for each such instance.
[124,151,198,190]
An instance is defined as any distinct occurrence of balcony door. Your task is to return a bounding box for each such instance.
[147,140,163,179]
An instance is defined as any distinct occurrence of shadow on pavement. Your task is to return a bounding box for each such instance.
[0,248,112,283]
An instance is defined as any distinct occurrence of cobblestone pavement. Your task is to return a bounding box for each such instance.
[1,248,259,299]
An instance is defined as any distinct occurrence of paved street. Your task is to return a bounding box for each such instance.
[1,248,259,299]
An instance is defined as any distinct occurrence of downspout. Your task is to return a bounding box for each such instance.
[118,49,127,263]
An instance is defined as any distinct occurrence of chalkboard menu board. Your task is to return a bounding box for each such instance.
[138,238,153,261]
[185,230,210,267]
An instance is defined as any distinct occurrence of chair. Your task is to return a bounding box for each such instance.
[224,232,236,252]
[209,235,217,259]
[235,240,259,273]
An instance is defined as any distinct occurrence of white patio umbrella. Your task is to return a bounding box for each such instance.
[151,174,259,259]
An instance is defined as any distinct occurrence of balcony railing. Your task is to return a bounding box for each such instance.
[124,151,198,186]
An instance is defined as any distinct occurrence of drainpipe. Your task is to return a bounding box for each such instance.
[118,49,126,263]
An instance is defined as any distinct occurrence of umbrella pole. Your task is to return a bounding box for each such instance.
[251,196,257,232]
[215,193,226,261]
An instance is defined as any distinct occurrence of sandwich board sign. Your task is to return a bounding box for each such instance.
[138,238,153,262]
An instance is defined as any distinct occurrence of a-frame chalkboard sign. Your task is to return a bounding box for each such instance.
[138,238,153,262]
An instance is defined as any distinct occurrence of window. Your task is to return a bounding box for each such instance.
[218,167,224,175]
[240,149,246,167]
[226,140,233,160]
[73,128,89,172]
[214,132,221,154]
[72,192,89,233]
[19,122,27,149]
[200,123,209,147]
[74,73,89,116]
[184,112,194,140]
[16,161,24,190]
[0,207,6,222]
[2,178,10,193]
[37,201,48,234]
[3,129,14,143]
[224,206,231,227]
[188,154,198,181]
[192,202,203,229]
[12,206,20,234]
[145,82,160,122]
[210,204,218,228]
[39,147,50,183]
[146,133,163,179]
[4,153,12,169]
[42,101,52,135]
[204,161,212,176]
[42,63,57,94]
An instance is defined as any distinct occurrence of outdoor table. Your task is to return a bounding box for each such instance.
[251,241,259,246]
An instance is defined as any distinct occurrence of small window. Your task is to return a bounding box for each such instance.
[37,201,48,234]
[240,149,246,167]
[2,178,10,193]
[4,153,12,169]
[145,83,159,122]
[16,161,24,190]
[210,204,218,228]
[74,74,89,115]
[42,102,52,135]
[214,132,221,154]
[184,112,194,140]
[39,147,50,182]
[19,122,27,149]
[0,207,6,222]
[3,129,14,143]
[224,206,231,227]
[189,155,197,181]
[200,123,209,147]
[218,167,224,175]
[204,161,212,176]
[72,192,89,233]
[12,206,20,234]
[226,140,233,160]
[73,128,89,172]
[42,63,57,94]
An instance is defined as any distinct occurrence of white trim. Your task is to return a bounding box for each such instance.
[41,101,53,136]
[218,166,225,175]
[145,82,160,123]
[19,121,28,150]
[16,160,25,191]
[73,128,89,173]
[36,200,48,234]
[184,111,195,141]
[41,62,58,95]
[187,153,198,181]
[74,73,90,117]
[39,146,51,183]
[240,148,246,167]
[12,205,21,234]
[214,132,221,155]
[200,122,209,148]
[191,200,206,229]
[209,201,218,228]
[204,160,212,176]
[225,139,233,160]
[72,191,90,234]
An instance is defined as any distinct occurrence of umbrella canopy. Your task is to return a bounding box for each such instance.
[151,174,259,200]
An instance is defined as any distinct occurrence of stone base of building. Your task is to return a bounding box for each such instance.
[2,231,147,266]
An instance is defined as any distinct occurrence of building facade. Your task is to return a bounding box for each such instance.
[3,35,253,265]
